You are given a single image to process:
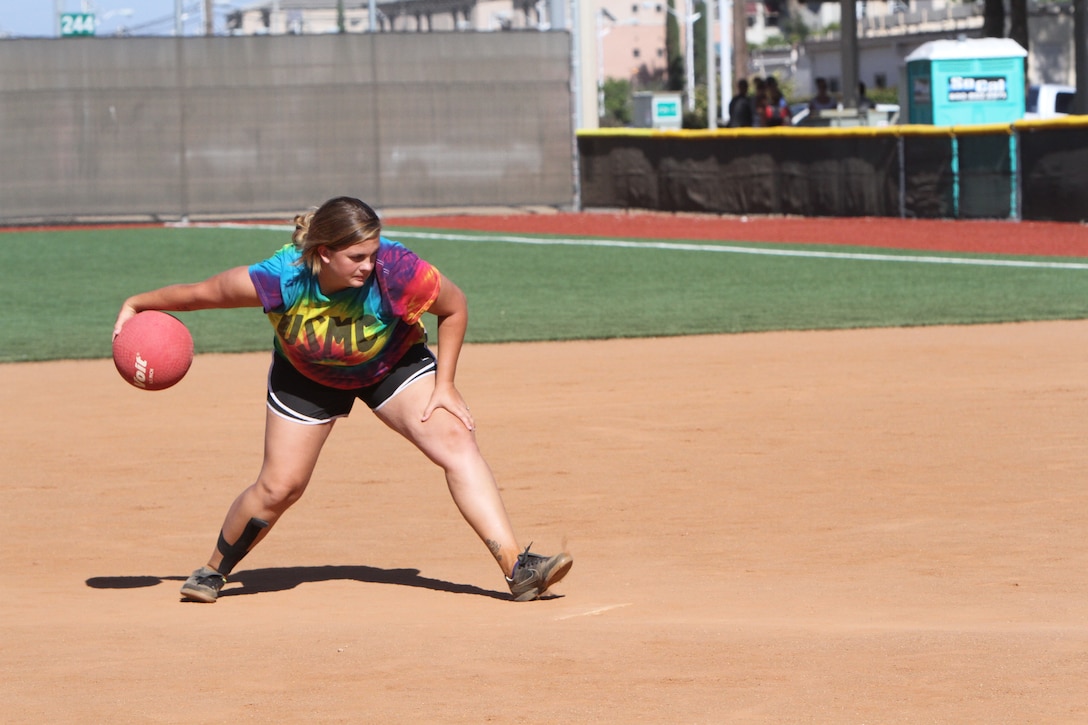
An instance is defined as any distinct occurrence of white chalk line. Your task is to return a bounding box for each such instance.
[555,603,633,620]
[169,221,1088,271]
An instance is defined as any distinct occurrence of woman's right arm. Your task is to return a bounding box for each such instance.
[113,266,260,338]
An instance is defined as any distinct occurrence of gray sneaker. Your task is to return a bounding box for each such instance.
[180,566,226,603]
[507,545,573,602]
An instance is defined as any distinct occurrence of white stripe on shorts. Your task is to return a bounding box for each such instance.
[266,389,346,425]
[265,362,344,426]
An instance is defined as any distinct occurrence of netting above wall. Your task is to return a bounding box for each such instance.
[0,33,574,224]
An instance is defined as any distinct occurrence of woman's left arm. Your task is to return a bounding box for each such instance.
[113,266,261,338]
[421,274,475,430]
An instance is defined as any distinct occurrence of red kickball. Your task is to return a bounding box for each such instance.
[112,311,194,391]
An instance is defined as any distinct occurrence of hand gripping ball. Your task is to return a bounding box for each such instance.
[112,311,194,391]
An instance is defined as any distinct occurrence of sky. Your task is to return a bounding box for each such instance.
[0,1,243,38]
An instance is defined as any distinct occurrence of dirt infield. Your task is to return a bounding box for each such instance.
[3,213,1087,722]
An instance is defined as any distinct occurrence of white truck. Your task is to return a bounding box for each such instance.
[1024,84,1076,119]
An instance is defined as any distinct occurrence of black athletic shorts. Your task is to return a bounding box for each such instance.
[266,344,437,424]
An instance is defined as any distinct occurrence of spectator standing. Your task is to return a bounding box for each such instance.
[727,79,754,127]
[751,77,768,127]
[762,76,791,127]
[857,82,873,112]
[808,77,837,115]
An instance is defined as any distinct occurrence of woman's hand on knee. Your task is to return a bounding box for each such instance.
[422,381,475,431]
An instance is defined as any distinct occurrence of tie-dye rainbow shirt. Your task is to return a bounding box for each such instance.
[248,238,441,390]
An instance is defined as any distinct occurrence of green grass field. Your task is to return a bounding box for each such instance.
[3,223,1088,363]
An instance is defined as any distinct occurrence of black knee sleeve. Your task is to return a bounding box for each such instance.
[216,517,269,575]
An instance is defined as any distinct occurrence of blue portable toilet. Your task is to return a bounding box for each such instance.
[905,37,1027,125]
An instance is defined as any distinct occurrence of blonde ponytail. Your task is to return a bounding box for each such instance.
[292,210,315,249]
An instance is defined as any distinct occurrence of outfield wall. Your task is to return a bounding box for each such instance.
[578,119,1088,223]
[0,34,574,224]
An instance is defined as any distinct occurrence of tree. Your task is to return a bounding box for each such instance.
[602,78,633,127]
[983,0,1028,51]
[693,0,707,85]
[1008,0,1028,51]
[781,13,810,46]
[733,0,748,94]
[982,0,1004,39]
[665,0,684,91]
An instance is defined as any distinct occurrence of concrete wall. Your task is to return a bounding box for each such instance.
[0,32,574,224]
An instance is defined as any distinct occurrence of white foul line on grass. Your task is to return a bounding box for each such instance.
[173,222,1088,271]
[389,230,1088,270]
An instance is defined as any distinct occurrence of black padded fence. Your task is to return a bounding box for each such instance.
[957,133,1014,220]
[1020,124,1088,222]
[578,120,1088,223]
[899,134,955,219]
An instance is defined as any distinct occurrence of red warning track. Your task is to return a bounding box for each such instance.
[5,212,1088,257]
[382,212,1088,258]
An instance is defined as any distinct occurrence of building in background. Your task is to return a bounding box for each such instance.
[594,0,669,89]
[73,0,1072,125]
[224,0,548,34]
[220,0,978,115]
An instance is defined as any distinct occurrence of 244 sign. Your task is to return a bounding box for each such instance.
[60,12,96,36]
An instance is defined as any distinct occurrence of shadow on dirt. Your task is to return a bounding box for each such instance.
[85,565,510,600]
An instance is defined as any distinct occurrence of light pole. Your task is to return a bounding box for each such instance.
[718,0,732,126]
[683,0,700,113]
[596,8,615,120]
[666,2,700,113]
[704,0,715,128]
